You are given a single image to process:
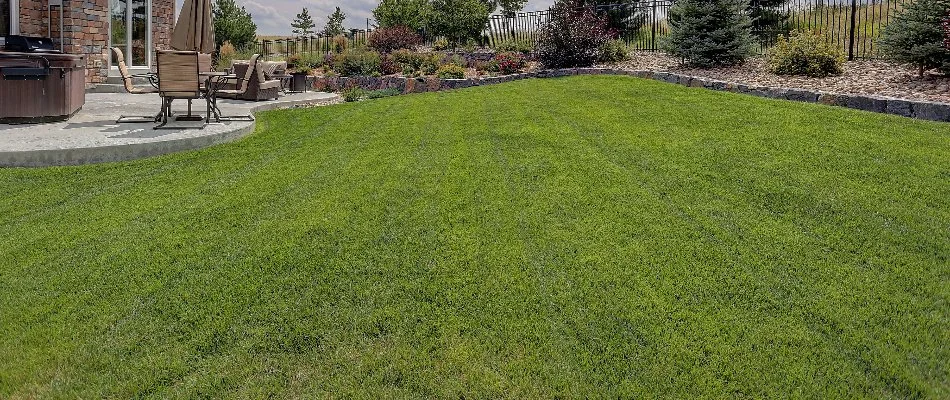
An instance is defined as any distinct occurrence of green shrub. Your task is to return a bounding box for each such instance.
[334,49,382,76]
[663,0,754,68]
[342,87,367,102]
[767,31,844,77]
[599,39,629,63]
[392,50,442,75]
[433,38,451,51]
[297,52,326,69]
[436,64,467,79]
[878,0,950,77]
[494,40,534,55]
[428,0,490,48]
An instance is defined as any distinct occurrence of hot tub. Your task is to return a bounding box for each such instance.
[0,52,85,123]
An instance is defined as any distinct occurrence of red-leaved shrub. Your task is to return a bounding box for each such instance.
[368,26,423,53]
[494,52,526,74]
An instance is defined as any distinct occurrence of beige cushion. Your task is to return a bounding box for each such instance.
[259,80,281,90]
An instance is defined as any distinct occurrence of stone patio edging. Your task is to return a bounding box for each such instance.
[314,68,950,122]
[0,95,338,168]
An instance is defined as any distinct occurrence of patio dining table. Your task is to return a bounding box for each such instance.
[200,71,230,123]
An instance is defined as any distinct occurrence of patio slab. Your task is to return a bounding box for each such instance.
[0,91,338,168]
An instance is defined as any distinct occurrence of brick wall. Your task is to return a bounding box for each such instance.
[14,0,176,87]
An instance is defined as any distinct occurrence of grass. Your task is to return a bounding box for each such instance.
[1,76,948,398]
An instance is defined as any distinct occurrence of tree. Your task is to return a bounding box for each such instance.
[879,0,950,77]
[748,0,790,44]
[484,0,528,17]
[322,7,347,37]
[536,0,612,68]
[373,0,431,31]
[429,0,490,47]
[662,0,754,68]
[212,0,257,49]
[291,8,316,36]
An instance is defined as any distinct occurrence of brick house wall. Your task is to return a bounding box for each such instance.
[12,0,175,87]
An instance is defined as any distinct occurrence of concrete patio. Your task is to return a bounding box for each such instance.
[0,91,338,168]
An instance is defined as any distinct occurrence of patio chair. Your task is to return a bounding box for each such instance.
[198,52,213,91]
[155,50,203,129]
[218,55,281,101]
[206,54,261,121]
[111,47,161,123]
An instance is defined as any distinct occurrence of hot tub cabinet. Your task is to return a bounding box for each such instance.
[0,52,85,123]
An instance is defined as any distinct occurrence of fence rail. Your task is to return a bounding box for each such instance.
[254,0,907,61]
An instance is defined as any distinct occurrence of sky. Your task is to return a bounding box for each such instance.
[176,0,556,36]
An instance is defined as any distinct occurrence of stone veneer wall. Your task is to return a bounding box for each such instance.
[14,0,175,87]
[313,68,950,123]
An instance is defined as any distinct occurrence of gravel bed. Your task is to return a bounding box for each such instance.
[602,52,950,104]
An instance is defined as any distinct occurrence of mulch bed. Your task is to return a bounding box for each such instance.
[602,52,950,104]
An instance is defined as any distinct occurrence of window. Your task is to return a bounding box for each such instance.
[110,0,150,67]
[1,0,10,37]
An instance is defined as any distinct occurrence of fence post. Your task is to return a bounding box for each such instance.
[651,1,657,51]
[847,0,858,60]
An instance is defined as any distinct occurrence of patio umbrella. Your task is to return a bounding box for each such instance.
[171,0,215,53]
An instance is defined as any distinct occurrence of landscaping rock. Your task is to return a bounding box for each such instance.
[885,99,914,117]
[785,89,819,103]
[912,101,950,121]
[845,95,887,113]
[688,78,705,88]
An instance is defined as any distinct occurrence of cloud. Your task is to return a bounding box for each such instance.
[175,0,556,36]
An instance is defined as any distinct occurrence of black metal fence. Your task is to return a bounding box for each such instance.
[255,0,908,61]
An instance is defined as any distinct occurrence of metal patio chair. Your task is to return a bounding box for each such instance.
[111,47,161,123]
[155,50,203,129]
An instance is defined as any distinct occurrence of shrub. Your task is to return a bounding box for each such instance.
[433,38,451,51]
[537,0,613,68]
[436,64,467,79]
[368,26,423,53]
[428,0,490,48]
[391,50,442,75]
[599,39,629,63]
[663,0,754,68]
[766,31,844,77]
[879,0,950,77]
[494,40,534,55]
[216,41,237,71]
[298,52,326,69]
[286,54,302,68]
[334,49,383,76]
[342,87,367,102]
[332,35,349,54]
[380,54,400,75]
[493,51,526,74]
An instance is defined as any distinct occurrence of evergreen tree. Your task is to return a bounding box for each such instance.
[429,0,490,47]
[212,0,257,49]
[749,0,789,44]
[373,0,431,31]
[322,7,347,37]
[662,0,754,68]
[291,8,316,36]
[879,0,950,77]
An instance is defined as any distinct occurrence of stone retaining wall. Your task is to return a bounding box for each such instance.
[313,68,950,122]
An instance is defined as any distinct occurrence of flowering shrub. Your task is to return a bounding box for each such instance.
[334,49,382,76]
[493,52,526,74]
[368,26,423,53]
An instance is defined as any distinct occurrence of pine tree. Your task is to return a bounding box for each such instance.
[291,8,316,36]
[879,0,950,77]
[322,7,347,37]
[662,0,754,68]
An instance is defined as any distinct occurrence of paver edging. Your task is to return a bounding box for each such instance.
[0,95,337,168]
[313,68,950,123]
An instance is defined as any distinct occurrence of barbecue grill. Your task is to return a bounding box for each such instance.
[3,35,62,54]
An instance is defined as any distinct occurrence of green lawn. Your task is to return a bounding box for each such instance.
[1,76,947,398]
